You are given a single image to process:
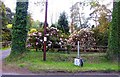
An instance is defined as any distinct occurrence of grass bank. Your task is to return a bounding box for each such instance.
[4,50,119,73]
[0,46,10,50]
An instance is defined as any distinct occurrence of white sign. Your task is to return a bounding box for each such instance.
[44,37,47,41]
[74,58,80,66]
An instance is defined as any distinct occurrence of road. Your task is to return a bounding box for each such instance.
[0,48,11,60]
[1,74,120,77]
[2,71,120,77]
[0,48,11,77]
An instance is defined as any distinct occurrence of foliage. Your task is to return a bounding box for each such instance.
[2,29,11,41]
[57,12,69,34]
[97,15,110,33]
[30,20,43,29]
[89,1,111,46]
[0,1,8,28]
[68,28,95,52]
[89,1,112,26]
[7,24,12,29]
[27,27,69,51]
[28,28,37,33]
[27,31,43,50]
[92,26,109,46]
[0,1,13,42]
[107,1,120,60]
[27,14,32,31]
[70,0,112,32]
[11,1,29,57]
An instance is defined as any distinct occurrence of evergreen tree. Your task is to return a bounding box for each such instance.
[57,12,69,34]
[107,1,120,60]
[0,1,8,29]
[11,0,29,57]
[0,1,12,41]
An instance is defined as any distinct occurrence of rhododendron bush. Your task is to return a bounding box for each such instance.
[67,28,96,52]
[26,27,68,51]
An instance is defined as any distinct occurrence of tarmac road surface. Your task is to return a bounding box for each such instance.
[2,72,120,77]
[0,48,11,60]
[1,74,120,77]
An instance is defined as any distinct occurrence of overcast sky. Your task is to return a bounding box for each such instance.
[2,0,113,26]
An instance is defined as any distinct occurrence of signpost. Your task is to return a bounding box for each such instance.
[74,41,83,67]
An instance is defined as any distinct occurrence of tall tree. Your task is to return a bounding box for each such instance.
[107,1,120,60]
[57,12,69,34]
[11,0,29,57]
[70,2,85,28]
[89,1,112,26]
[0,1,13,41]
[0,1,8,29]
[1,1,7,41]
[89,1,112,46]
[70,1,89,29]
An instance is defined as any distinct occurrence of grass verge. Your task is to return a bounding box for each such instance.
[0,46,10,50]
[4,50,119,73]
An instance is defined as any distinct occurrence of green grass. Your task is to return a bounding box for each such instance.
[25,61,118,73]
[4,50,119,73]
[0,46,10,50]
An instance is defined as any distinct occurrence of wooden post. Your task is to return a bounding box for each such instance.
[43,0,48,61]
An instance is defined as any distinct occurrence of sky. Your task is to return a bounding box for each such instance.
[2,0,113,26]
